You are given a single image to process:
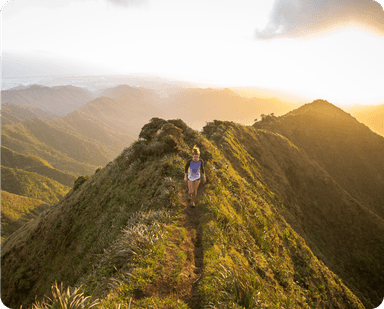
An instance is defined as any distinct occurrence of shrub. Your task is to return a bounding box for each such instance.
[139,117,167,141]
[73,175,89,191]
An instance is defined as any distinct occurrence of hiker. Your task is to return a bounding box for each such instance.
[184,145,206,206]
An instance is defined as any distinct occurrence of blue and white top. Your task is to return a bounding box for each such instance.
[185,159,205,181]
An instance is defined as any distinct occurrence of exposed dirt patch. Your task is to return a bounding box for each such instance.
[179,182,205,309]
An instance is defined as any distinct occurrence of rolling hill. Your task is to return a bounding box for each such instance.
[1,87,170,176]
[1,103,56,126]
[1,117,120,175]
[1,146,77,187]
[1,84,94,117]
[1,190,49,243]
[1,166,71,204]
[2,110,383,308]
[51,88,168,140]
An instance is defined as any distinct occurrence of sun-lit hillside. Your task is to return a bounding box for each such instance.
[1,190,49,243]
[2,111,383,309]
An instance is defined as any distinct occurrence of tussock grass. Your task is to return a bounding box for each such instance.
[31,281,100,309]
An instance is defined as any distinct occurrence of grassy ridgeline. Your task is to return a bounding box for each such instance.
[1,117,376,309]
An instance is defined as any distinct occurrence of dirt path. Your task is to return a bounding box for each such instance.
[179,181,205,309]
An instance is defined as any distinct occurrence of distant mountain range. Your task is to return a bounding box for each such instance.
[1,103,56,125]
[2,100,383,309]
[1,84,94,116]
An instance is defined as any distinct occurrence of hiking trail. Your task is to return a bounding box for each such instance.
[178,181,205,309]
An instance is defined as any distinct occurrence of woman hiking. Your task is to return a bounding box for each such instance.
[184,145,206,206]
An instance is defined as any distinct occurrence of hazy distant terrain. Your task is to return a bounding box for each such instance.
[1,103,56,125]
[1,84,94,116]
[346,104,384,137]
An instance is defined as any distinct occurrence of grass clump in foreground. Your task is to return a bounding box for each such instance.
[32,281,100,309]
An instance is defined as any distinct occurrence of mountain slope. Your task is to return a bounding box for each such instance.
[1,191,49,242]
[51,89,167,141]
[1,103,56,126]
[1,146,77,187]
[1,118,117,175]
[1,166,71,204]
[204,119,384,307]
[1,118,374,309]
[254,100,384,220]
[1,84,94,116]
[346,104,384,137]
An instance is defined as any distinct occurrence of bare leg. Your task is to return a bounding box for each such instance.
[188,180,193,200]
[192,180,200,204]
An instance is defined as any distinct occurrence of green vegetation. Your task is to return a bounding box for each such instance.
[1,190,49,242]
[1,146,77,187]
[2,114,381,309]
[1,119,113,175]
[1,166,71,204]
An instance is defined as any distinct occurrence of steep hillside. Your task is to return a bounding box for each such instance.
[205,119,384,308]
[2,117,376,309]
[346,104,384,137]
[1,146,77,187]
[1,191,49,242]
[1,118,116,175]
[1,103,56,125]
[1,84,94,116]
[1,166,71,204]
[254,100,384,220]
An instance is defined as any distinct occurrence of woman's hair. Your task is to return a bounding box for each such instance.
[192,145,200,156]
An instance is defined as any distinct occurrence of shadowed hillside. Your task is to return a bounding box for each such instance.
[3,115,382,308]
[205,118,384,307]
[253,100,384,220]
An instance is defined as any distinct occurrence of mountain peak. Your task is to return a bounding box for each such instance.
[284,99,354,121]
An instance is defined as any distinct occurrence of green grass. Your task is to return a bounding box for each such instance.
[1,146,77,187]
[1,166,71,204]
[2,118,367,309]
[1,190,50,242]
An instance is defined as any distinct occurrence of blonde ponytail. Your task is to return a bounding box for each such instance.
[192,145,200,156]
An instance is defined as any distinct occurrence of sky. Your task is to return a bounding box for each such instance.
[1,0,384,105]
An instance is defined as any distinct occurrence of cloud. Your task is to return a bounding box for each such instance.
[256,0,384,39]
[106,0,149,7]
